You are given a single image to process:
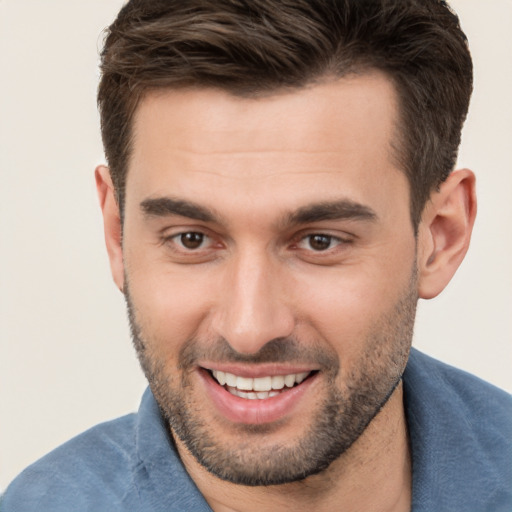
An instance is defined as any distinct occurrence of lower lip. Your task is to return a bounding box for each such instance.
[199,369,317,425]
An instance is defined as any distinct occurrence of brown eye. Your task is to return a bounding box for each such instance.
[308,234,333,251]
[179,232,205,249]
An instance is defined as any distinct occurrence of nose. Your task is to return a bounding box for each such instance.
[211,249,295,355]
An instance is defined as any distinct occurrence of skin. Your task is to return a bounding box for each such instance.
[96,72,476,511]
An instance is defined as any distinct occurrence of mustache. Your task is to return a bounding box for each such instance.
[178,336,340,371]
[124,280,339,373]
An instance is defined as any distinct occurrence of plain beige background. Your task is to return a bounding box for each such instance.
[1,0,511,490]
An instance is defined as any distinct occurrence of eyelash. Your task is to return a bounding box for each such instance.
[294,233,351,252]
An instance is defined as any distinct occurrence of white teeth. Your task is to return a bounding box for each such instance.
[284,374,295,388]
[271,375,285,389]
[236,376,253,390]
[295,372,309,384]
[234,389,258,399]
[225,372,237,387]
[211,369,312,397]
[213,370,226,385]
[253,376,272,391]
[228,388,282,400]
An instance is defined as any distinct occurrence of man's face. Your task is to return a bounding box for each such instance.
[121,73,418,485]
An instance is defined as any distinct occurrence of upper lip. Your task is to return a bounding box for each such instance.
[200,363,318,378]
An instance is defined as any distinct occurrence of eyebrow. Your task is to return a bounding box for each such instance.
[141,197,217,222]
[285,200,377,226]
[140,196,377,226]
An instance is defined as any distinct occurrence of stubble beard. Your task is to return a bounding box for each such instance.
[125,272,417,486]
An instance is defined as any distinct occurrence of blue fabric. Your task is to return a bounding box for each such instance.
[404,350,512,511]
[2,348,511,511]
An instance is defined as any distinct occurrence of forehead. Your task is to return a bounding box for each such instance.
[126,72,406,221]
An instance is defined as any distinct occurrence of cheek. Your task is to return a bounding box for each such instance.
[295,272,381,347]
[294,246,416,357]
[128,266,216,353]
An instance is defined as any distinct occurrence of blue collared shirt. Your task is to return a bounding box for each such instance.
[2,349,511,511]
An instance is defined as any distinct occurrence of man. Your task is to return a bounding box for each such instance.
[2,0,511,510]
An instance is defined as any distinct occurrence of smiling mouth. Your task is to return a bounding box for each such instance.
[208,369,314,400]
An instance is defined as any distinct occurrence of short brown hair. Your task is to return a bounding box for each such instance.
[98,0,472,228]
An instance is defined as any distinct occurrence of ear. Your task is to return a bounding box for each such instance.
[95,165,125,293]
[417,169,477,299]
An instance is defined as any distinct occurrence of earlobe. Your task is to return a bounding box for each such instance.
[95,165,125,293]
[417,169,477,299]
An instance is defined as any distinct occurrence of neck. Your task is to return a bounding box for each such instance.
[175,383,411,512]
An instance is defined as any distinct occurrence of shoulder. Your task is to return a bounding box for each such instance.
[405,348,512,423]
[404,348,512,511]
[2,388,212,512]
[1,414,140,512]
